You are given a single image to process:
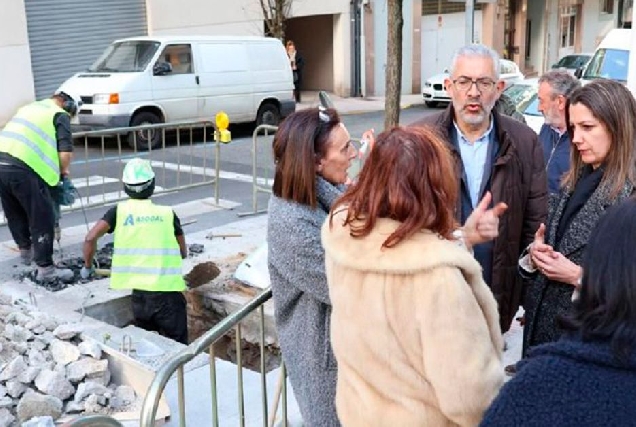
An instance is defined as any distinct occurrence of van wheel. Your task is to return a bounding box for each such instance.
[425,101,439,108]
[128,112,162,150]
[256,103,281,127]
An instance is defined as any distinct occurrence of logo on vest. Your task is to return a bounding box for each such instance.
[123,214,164,226]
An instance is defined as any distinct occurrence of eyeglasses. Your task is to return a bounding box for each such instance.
[452,77,497,93]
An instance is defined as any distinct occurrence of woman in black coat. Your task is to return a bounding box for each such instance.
[518,79,636,360]
[482,198,636,427]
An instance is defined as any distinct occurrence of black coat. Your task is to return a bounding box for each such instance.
[481,337,636,427]
[522,179,634,356]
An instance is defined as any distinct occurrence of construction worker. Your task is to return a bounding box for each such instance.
[0,91,81,282]
[81,158,189,344]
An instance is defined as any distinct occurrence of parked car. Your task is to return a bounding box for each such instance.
[502,78,543,133]
[422,59,524,107]
[58,35,296,149]
[551,53,593,75]
[577,29,630,84]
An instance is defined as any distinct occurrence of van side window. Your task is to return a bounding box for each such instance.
[158,44,193,74]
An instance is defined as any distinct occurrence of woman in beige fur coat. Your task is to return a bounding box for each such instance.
[322,126,505,427]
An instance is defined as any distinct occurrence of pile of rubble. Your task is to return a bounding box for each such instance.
[0,296,136,426]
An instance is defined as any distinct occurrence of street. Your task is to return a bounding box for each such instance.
[0,105,438,277]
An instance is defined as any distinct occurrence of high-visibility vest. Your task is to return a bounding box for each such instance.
[0,99,63,186]
[111,199,185,292]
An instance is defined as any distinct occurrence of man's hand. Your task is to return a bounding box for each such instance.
[463,192,508,248]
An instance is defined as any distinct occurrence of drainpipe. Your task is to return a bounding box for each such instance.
[627,4,636,94]
[350,0,363,97]
[466,0,475,44]
[360,1,366,97]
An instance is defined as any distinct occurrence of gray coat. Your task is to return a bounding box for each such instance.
[267,176,343,427]
[522,178,634,356]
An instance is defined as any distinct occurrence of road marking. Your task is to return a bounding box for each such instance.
[72,175,119,189]
[143,161,274,186]
[0,197,240,264]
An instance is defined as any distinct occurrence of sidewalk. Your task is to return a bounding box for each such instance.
[296,90,424,115]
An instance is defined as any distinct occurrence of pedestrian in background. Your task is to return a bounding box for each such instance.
[412,44,548,334]
[286,40,304,103]
[536,70,581,194]
[82,158,189,344]
[482,198,636,426]
[519,78,636,365]
[323,126,505,427]
[0,91,81,282]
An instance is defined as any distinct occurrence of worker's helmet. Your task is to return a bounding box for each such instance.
[122,158,156,199]
[54,91,83,117]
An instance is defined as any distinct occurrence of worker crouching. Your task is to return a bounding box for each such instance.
[82,158,189,344]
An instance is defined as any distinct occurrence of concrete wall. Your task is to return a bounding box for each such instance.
[372,0,416,96]
[580,0,618,51]
[0,0,35,126]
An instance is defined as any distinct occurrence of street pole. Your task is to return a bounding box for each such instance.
[465,0,475,45]
[627,4,636,95]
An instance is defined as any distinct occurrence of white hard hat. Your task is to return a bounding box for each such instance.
[122,158,155,185]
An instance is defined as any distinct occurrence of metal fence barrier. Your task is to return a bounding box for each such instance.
[238,124,277,217]
[139,287,289,427]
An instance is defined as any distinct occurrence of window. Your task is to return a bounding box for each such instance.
[600,0,615,14]
[560,14,576,48]
[583,48,629,82]
[88,41,160,73]
[158,44,193,74]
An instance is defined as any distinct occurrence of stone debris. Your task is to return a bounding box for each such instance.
[0,299,137,425]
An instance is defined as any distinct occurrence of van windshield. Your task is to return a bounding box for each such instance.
[582,48,629,82]
[88,41,160,73]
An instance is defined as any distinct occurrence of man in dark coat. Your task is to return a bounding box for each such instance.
[411,45,548,333]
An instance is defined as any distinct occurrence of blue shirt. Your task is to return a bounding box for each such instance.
[453,119,494,207]
[538,124,571,194]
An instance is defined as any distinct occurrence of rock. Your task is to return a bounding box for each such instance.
[110,385,136,409]
[0,397,11,408]
[0,385,6,398]
[74,381,111,403]
[66,358,108,383]
[5,380,27,398]
[27,349,49,368]
[31,313,58,332]
[84,394,107,414]
[17,392,62,422]
[0,294,12,306]
[13,342,28,355]
[78,340,102,359]
[34,370,74,401]
[4,324,32,342]
[52,324,84,340]
[50,340,80,366]
[6,311,31,326]
[0,356,26,381]
[21,416,56,427]
[0,408,14,427]
[29,340,46,352]
[65,400,84,413]
[17,366,40,384]
[86,368,111,387]
[33,331,55,347]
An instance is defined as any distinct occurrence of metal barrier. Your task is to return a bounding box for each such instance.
[69,120,223,213]
[238,124,277,217]
[139,287,289,427]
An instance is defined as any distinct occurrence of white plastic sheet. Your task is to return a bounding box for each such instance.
[234,242,270,289]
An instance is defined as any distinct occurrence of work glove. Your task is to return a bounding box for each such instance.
[56,176,77,207]
[80,266,94,280]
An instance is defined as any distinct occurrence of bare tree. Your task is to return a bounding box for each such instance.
[259,0,293,41]
[384,0,403,129]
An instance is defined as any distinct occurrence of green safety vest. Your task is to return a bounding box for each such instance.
[0,99,63,186]
[111,199,185,292]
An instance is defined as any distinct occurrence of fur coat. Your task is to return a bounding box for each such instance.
[322,210,505,427]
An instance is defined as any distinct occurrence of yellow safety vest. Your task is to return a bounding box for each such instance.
[111,199,185,292]
[0,99,63,186]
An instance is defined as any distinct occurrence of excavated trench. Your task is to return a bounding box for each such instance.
[15,244,280,372]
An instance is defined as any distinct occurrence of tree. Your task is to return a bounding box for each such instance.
[384,0,403,129]
[259,0,293,41]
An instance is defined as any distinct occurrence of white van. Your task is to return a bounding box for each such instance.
[58,36,295,148]
[577,29,630,84]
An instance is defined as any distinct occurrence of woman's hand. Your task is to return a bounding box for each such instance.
[358,129,375,158]
[463,192,508,248]
[532,249,582,286]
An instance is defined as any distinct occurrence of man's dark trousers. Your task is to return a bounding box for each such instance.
[0,165,55,267]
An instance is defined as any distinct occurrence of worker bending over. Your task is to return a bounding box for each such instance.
[0,91,81,282]
[82,158,189,344]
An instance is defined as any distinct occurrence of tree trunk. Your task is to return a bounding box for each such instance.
[260,0,292,41]
[384,0,403,130]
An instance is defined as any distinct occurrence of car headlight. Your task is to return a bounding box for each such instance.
[424,82,431,87]
[93,93,120,104]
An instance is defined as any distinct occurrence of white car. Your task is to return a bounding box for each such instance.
[422,59,525,108]
[502,78,543,133]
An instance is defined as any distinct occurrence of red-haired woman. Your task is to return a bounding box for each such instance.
[323,126,505,426]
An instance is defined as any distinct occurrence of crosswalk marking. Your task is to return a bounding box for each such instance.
[0,197,240,264]
[72,176,119,189]
[144,161,274,187]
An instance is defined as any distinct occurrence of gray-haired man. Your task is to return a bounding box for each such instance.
[412,44,548,333]
[537,70,581,194]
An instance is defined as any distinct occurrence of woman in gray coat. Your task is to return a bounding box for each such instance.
[267,107,358,426]
[519,79,636,362]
